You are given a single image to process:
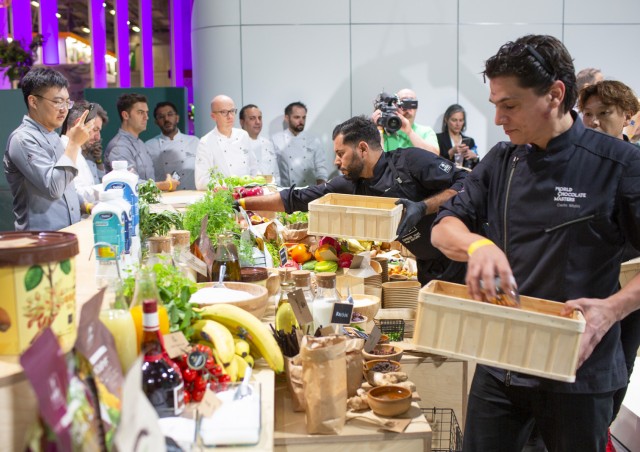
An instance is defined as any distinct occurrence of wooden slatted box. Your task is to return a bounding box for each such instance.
[413,280,586,382]
[307,194,402,242]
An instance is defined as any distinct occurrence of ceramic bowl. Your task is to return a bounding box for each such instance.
[191,281,269,319]
[362,344,403,362]
[352,294,381,320]
[367,385,412,417]
[363,359,402,386]
[350,314,368,329]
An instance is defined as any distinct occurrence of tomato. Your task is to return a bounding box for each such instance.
[184,391,192,404]
[192,388,205,402]
[182,368,196,382]
[194,375,208,391]
[290,243,313,264]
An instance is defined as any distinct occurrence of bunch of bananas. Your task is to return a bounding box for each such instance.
[191,304,284,382]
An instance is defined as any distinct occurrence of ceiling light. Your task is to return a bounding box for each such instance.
[109,9,115,15]
[82,27,90,33]
[102,2,107,6]
[30,1,39,7]
[126,20,130,25]
[132,25,140,33]
[55,12,61,18]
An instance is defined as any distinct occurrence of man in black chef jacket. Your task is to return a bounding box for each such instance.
[241,115,467,285]
[431,34,640,451]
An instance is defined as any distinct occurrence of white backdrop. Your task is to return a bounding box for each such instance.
[191,0,640,178]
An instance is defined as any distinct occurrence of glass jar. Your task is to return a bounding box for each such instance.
[312,272,341,332]
[275,281,300,333]
[169,230,196,282]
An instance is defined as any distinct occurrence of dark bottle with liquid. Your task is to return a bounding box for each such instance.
[211,232,241,282]
[141,298,185,418]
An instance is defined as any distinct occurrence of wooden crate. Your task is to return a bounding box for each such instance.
[620,256,640,288]
[413,280,586,382]
[307,194,402,242]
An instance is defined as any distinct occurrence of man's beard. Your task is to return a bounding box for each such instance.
[339,157,364,181]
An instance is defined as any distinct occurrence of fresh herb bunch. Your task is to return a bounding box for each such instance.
[139,204,183,240]
[123,260,200,340]
[138,179,162,204]
[264,240,281,266]
[207,170,267,191]
[277,211,309,225]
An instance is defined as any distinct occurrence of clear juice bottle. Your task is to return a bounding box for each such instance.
[99,281,138,373]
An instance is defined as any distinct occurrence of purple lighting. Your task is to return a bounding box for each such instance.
[89,0,107,87]
[11,0,31,47]
[0,5,8,89]
[169,0,183,87]
[139,0,153,87]
[39,0,59,65]
[115,0,130,87]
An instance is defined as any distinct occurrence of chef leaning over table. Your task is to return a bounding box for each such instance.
[430,34,640,451]
[238,114,468,286]
[3,67,94,231]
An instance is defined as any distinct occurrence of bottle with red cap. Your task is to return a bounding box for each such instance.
[141,297,185,417]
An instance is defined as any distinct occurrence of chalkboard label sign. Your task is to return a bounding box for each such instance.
[330,302,354,325]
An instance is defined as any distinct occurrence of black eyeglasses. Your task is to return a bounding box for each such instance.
[33,94,74,110]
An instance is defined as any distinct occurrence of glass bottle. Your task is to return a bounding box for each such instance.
[312,272,342,331]
[146,236,172,267]
[169,230,197,282]
[129,267,170,351]
[211,232,241,282]
[141,298,185,418]
[99,280,138,374]
[275,281,300,333]
[292,269,315,315]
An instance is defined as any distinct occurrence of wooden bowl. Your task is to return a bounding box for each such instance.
[362,344,403,362]
[363,359,402,386]
[349,314,368,329]
[191,281,269,319]
[352,294,381,320]
[367,385,412,417]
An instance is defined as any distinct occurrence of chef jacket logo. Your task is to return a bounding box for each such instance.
[554,186,586,208]
[439,162,453,173]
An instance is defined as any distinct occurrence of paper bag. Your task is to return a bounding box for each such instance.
[285,355,305,412]
[300,335,347,434]
[345,338,365,397]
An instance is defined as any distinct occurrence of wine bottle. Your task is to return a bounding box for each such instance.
[141,298,185,418]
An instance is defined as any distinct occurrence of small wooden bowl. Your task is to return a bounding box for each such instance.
[362,344,403,362]
[350,315,368,329]
[363,359,402,386]
[191,281,269,319]
[367,385,412,417]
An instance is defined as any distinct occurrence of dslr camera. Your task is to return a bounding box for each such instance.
[373,92,418,134]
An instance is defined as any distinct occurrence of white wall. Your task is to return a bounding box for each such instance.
[191,0,640,176]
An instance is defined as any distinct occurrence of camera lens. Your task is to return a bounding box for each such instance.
[386,116,402,134]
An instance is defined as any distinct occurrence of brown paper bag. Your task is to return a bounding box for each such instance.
[285,355,305,412]
[300,335,347,434]
[345,338,365,397]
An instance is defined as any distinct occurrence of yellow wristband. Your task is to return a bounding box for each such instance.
[467,238,494,257]
[239,198,246,209]
[85,203,93,215]
[168,180,173,191]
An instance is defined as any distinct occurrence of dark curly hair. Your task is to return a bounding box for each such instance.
[484,34,577,114]
[332,115,382,150]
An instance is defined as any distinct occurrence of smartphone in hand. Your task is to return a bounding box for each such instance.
[461,137,473,147]
[84,103,97,123]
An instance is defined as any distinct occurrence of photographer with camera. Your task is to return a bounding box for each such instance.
[372,88,440,155]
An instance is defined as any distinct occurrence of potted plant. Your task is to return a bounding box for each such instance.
[0,34,43,87]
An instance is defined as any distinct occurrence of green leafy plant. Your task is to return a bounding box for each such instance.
[0,35,43,84]
[277,211,309,225]
[137,179,183,242]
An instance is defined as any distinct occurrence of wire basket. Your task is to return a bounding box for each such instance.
[374,318,404,342]
[422,408,463,452]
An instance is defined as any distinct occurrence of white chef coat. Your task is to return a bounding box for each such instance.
[271,129,328,187]
[194,127,257,190]
[248,136,280,185]
[146,131,199,190]
[60,135,101,204]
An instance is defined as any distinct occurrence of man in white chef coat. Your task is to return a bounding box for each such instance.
[195,94,258,190]
[272,101,328,187]
[239,103,280,185]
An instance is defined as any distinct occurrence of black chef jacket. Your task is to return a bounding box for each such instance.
[279,147,468,284]
[435,111,640,393]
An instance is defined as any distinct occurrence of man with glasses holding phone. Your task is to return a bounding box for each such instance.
[432,34,640,451]
[195,94,257,190]
[3,67,93,230]
[372,88,440,155]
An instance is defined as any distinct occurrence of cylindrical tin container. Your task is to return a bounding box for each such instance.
[0,231,79,354]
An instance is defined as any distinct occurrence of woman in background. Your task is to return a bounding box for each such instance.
[436,104,478,169]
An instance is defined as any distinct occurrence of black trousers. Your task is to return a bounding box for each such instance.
[612,308,640,421]
[463,366,613,452]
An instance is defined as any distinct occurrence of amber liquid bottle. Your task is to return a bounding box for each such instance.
[141,298,185,418]
[211,232,241,282]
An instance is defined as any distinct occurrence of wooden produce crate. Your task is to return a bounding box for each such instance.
[620,256,640,288]
[307,194,402,242]
[413,280,586,382]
